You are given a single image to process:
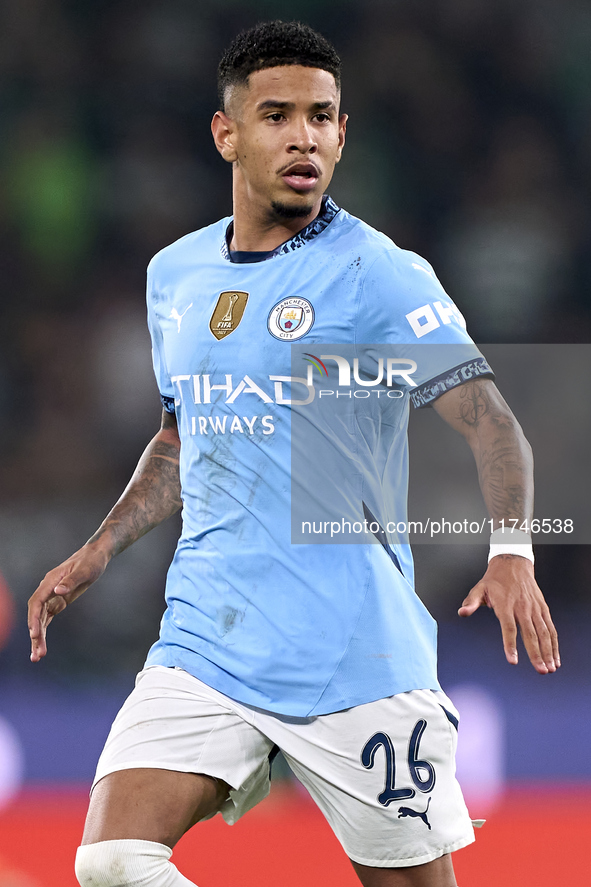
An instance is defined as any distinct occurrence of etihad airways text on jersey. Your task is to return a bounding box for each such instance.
[170,358,418,407]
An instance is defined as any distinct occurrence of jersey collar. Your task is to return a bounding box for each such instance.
[221,195,340,263]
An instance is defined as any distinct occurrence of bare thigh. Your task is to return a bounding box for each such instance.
[351,854,457,887]
[81,768,230,849]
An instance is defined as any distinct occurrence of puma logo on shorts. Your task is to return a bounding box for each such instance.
[398,796,432,829]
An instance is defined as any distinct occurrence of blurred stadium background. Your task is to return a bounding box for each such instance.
[1,0,591,884]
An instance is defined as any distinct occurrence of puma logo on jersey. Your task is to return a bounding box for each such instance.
[170,303,193,333]
[398,797,432,829]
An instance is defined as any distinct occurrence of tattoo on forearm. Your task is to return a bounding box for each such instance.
[456,381,533,524]
[88,432,182,557]
[457,381,490,426]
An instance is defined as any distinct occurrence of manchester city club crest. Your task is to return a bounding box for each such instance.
[267,297,315,340]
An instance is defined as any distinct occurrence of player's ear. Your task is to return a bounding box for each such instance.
[335,113,348,163]
[211,111,238,164]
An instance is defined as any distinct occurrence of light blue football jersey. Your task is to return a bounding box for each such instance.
[144,197,492,716]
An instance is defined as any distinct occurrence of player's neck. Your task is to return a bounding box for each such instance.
[230,183,323,252]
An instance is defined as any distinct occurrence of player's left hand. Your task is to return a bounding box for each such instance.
[458,555,560,674]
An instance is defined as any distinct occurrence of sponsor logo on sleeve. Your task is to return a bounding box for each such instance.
[405,300,467,338]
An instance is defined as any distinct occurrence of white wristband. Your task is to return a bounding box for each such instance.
[488,528,534,564]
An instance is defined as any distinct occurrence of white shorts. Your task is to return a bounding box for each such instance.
[92,666,474,868]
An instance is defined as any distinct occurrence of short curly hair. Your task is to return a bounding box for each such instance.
[218,20,341,111]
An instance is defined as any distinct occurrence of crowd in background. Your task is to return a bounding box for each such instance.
[1,0,590,678]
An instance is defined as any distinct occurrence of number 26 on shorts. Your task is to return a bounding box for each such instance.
[361,719,436,806]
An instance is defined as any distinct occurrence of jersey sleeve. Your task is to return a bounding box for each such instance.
[146,257,175,413]
[357,248,494,406]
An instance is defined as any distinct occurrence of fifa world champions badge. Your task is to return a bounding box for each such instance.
[268,297,315,340]
[209,290,249,340]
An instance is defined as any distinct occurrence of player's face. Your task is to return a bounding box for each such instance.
[214,66,347,219]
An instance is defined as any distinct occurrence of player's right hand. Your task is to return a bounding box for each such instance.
[27,544,110,662]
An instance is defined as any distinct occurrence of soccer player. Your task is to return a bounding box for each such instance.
[28,21,559,887]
